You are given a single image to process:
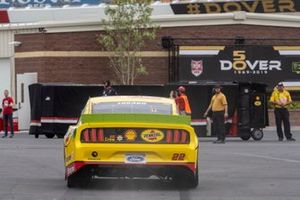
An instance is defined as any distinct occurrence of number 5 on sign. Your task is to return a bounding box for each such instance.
[233,50,247,71]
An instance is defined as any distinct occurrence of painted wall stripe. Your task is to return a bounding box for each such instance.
[15,51,168,58]
[180,46,225,50]
[278,50,300,55]
[179,50,220,56]
[274,46,300,50]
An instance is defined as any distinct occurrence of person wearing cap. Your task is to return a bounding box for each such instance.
[176,86,191,115]
[204,85,228,144]
[270,82,295,141]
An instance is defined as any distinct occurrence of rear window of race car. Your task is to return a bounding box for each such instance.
[92,101,172,115]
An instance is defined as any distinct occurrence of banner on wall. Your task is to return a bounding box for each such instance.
[178,45,300,88]
[171,0,300,14]
[0,0,106,8]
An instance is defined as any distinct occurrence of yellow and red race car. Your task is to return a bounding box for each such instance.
[64,96,199,188]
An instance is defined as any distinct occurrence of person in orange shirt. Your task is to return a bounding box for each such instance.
[176,86,191,116]
[204,85,228,144]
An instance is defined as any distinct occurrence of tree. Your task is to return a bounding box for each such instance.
[97,0,158,85]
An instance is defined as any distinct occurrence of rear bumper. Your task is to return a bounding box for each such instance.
[65,161,197,178]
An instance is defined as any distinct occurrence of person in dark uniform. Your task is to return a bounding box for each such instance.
[102,80,117,96]
[270,82,295,141]
[204,85,228,144]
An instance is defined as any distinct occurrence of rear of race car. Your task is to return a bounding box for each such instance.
[64,114,199,188]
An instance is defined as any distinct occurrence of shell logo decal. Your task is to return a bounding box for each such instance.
[141,129,164,143]
[124,129,137,141]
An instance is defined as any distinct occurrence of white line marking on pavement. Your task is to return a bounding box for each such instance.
[233,153,300,163]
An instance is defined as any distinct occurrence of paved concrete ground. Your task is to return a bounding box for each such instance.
[0,131,299,200]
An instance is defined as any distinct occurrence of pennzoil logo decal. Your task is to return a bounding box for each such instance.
[141,129,164,143]
[124,130,137,141]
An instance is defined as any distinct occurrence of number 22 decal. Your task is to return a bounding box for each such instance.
[172,153,185,160]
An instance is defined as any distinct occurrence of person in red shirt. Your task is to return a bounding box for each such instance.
[175,86,191,115]
[2,90,14,138]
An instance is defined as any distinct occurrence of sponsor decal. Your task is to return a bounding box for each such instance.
[124,130,137,142]
[141,129,164,143]
[220,50,282,75]
[171,0,299,15]
[104,135,116,142]
[118,101,146,105]
[66,165,75,176]
[125,154,146,164]
[292,62,300,74]
[191,60,203,77]
[117,135,124,142]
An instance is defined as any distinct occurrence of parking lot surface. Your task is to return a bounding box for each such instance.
[0,131,299,200]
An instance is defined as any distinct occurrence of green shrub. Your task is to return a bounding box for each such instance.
[267,101,300,110]
[289,101,300,110]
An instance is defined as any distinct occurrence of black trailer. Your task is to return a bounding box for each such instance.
[29,82,268,140]
[29,84,165,138]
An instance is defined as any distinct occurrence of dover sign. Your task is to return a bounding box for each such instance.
[0,0,103,8]
[178,46,300,88]
[171,0,300,14]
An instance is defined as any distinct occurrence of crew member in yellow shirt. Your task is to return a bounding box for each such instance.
[270,82,295,141]
[204,85,228,144]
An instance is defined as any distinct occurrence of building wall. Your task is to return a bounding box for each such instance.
[15,24,300,85]
[268,110,300,127]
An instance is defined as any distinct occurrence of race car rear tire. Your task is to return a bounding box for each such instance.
[67,174,77,188]
[189,165,199,188]
[67,167,92,188]
[173,166,198,188]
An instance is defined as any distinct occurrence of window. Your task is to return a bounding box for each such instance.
[92,101,173,115]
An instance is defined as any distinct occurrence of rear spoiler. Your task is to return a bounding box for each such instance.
[80,114,191,125]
